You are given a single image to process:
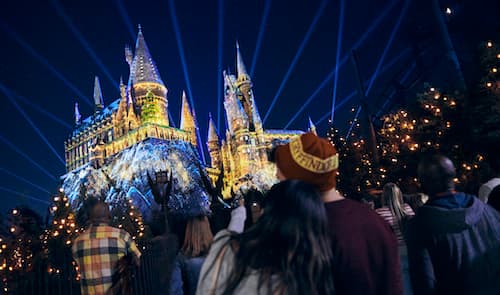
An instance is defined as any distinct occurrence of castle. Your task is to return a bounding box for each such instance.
[65,27,307,198]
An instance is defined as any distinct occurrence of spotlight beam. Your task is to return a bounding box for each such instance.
[0,186,50,206]
[0,21,91,106]
[346,0,410,138]
[168,110,177,128]
[216,0,224,131]
[315,47,411,126]
[51,0,119,90]
[250,0,272,77]
[263,0,328,123]
[5,87,72,130]
[113,0,136,40]
[0,167,50,194]
[330,0,345,123]
[283,0,399,128]
[0,84,65,165]
[0,135,57,181]
[168,0,206,164]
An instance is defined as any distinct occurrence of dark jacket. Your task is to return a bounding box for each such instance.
[179,255,205,295]
[406,193,500,295]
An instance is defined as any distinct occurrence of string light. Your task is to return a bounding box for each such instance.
[487,41,493,48]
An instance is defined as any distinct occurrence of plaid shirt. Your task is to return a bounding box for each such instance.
[72,223,141,295]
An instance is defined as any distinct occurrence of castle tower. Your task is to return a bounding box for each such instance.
[93,76,104,112]
[74,102,81,126]
[234,42,263,132]
[223,71,247,135]
[207,113,221,168]
[308,117,317,135]
[180,91,198,146]
[128,25,169,126]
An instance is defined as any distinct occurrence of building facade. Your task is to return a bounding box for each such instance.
[65,26,304,198]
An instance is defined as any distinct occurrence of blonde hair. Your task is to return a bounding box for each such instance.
[181,216,213,258]
[382,183,409,229]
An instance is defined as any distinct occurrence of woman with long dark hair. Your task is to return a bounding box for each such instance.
[196,180,335,295]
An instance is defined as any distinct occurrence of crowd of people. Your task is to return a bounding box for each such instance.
[71,132,500,295]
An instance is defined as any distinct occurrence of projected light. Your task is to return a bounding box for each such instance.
[331,0,346,123]
[113,0,136,40]
[250,0,272,77]
[0,135,57,180]
[51,0,118,90]
[0,21,91,105]
[0,167,50,194]
[217,0,224,131]
[0,186,51,206]
[263,0,328,123]
[283,0,399,128]
[0,83,65,165]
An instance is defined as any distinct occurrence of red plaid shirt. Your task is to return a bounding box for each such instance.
[72,223,141,295]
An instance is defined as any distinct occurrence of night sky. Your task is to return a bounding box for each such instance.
[0,0,499,214]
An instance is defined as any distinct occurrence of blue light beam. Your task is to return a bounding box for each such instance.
[0,186,50,206]
[330,0,345,123]
[0,167,50,194]
[0,135,57,181]
[5,86,72,130]
[283,0,399,128]
[216,0,224,131]
[346,0,410,139]
[0,83,65,165]
[263,0,328,123]
[113,0,136,40]
[168,0,206,164]
[315,47,411,126]
[0,21,91,105]
[250,0,272,77]
[51,0,119,90]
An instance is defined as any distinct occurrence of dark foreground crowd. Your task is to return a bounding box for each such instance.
[71,133,500,295]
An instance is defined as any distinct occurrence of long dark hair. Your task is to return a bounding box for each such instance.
[220,180,335,295]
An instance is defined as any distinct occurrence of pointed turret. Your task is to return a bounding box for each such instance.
[207,113,219,143]
[179,91,198,146]
[125,45,133,67]
[207,113,221,168]
[74,102,81,126]
[119,76,126,99]
[93,76,104,111]
[236,41,250,81]
[128,25,165,86]
[308,117,317,135]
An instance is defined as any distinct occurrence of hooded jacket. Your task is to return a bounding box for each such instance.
[406,193,500,295]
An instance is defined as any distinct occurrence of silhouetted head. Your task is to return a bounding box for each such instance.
[89,201,111,224]
[417,154,456,197]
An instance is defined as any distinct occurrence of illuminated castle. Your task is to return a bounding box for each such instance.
[205,43,303,197]
[65,27,197,172]
[65,27,304,197]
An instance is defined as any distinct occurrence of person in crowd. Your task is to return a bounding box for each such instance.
[197,180,335,295]
[141,210,182,295]
[376,183,415,243]
[376,183,415,295]
[241,189,265,229]
[488,185,500,211]
[406,154,500,294]
[360,192,376,210]
[72,200,141,295]
[404,193,428,212]
[273,132,403,295]
[178,215,214,295]
[478,154,500,203]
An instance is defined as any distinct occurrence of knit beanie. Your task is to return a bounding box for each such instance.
[274,132,338,192]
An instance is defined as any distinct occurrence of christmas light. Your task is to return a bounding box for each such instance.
[486,82,493,87]
[445,7,452,15]
[492,68,498,73]
[487,41,493,48]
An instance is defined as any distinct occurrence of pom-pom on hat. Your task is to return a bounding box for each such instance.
[274,132,338,192]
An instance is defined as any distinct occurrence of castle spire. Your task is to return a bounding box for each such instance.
[93,76,104,111]
[74,102,81,126]
[128,25,165,86]
[308,116,317,135]
[180,91,198,146]
[207,113,219,142]
[236,41,250,80]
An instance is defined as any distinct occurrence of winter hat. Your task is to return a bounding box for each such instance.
[274,132,338,192]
